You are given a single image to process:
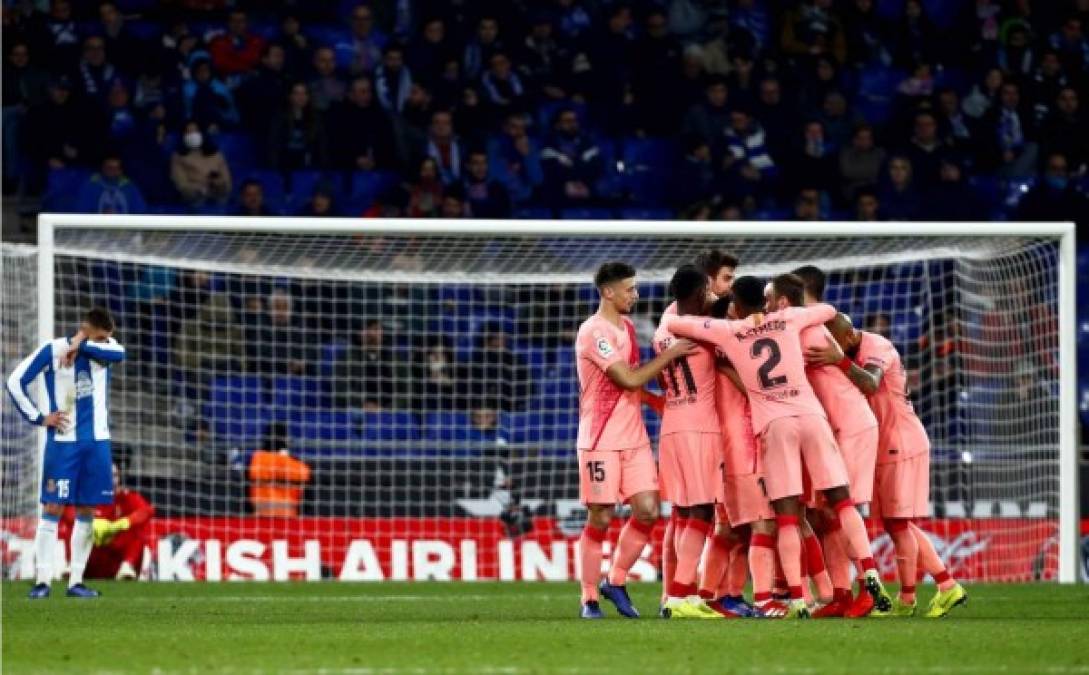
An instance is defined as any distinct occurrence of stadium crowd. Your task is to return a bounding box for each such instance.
[3,0,1089,229]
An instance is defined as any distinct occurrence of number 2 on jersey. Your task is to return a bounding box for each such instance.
[751,337,788,389]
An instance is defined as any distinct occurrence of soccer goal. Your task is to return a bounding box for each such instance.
[0,215,1079,584]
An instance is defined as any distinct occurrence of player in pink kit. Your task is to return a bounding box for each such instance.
[655,266,724,619]
[575,262,695,620]
[659,250,737,612]
[706,296,783,618]
[663,275,892,618]
[824,314,968,618]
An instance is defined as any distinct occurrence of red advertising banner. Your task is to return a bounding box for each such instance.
[1,516,1082,582]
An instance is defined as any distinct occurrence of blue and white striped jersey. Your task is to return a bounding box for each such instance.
[5,337,125,443]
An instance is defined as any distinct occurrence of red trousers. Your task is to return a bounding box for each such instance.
[85,525,148,579]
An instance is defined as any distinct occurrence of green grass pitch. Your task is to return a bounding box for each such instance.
[4,581,1089,674]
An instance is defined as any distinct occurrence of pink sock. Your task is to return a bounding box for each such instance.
[749,533,776,602]
[822,523,853,598]
[910,522,956,591]
[885,519,918,602]
[579,524,607,603]
[608,518,655,586]
[775,515,805,600]
[833,499,877,572]
[661,516,680,603]
[671,518,710,595]
[723,544,749,597]
[698,534,730,599]
[804,534,834,603]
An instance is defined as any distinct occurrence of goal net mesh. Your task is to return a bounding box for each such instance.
[0,226,1062,582]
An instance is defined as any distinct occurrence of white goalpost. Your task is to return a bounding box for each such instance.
[1,214,1079,584]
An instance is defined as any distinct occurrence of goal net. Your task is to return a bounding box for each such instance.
[1,217,1077,583]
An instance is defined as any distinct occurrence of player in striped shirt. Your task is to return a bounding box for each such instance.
[6,307,125,599]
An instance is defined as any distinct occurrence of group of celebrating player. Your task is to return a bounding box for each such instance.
[573,251,969,620]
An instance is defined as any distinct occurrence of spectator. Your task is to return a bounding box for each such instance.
[182,52,240,130]
[854,185,881,221]
[1040,87,1089,173]
[405,157,444,217]
[441,185,467,218]
[903,110,946,188]
[454,85,490,147]
[4,42,49,192]
[209,10,265,82]
[237,44,291,139]
[730,0,773,53]
[540,108,603,205]
[74,35,120,109]
[1048,15,1089,74]
[982,80,1038,177]
[299,186,337,217]
[780,0,847,66]
[174,289,244,402]
[98,2,142,76]
[1029,50,1070,123]
[251,288,313,378]
[632,8,683,135]
[60,463,154,580]
[522,12,568,100]
[1017,152,1088,224]
[997,22,1036,78]
[755,77,797,163]
[276,14,311,81]
[72,154,147,214]
[934,87,977,156]
[672,136,716,209]
[307,47,346,113]
[340,318,394,410]
[864,313,892,340]
[267,82,328,171]
[407,18,454,88]
[103,80,140,150]
[480,52,527,123]
[487,112,543,204]
[463,16,504,81]
[925,158,986,221]
[785,120,838,197]
[416,336,457,410]
[461,326,530,411]
[463,151,512,218]
[793,187,825,221]
[680,77,731,147]
[372,44,411,114]
[891,0,940,70]
[877,155,921,220]
[842,0,892,67]
[334,4,387,76]
[587,5,635,124]
[722,106,777,200]
[170,120,232,207]
[249,423,311,518]
[423,110,463,185]
[328,77,396,171]
[468,407,503,442]
[29,0,80,73]
[817,91,855,153]
[838,124,886,202]
[235,179,273,216]
[962,67,1004,119]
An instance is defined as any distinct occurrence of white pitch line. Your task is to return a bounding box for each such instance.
[109,594,568,603]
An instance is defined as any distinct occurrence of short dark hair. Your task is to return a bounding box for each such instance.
[791,265,826,301]
[669,264,708,304]
[709,295,731,319]
[86,306,115,332]
[694,249,739,278]
[731,276,765,314]
[594,261,636,288]
[770,273,805,307]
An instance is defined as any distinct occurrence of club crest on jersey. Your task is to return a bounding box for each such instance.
[75,371,94,399]
[45,478,56,493]
[596,338,614,358]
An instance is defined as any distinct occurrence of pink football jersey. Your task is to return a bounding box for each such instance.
[854,331,930,463]
[575,313,650,451]
[715,366,758,476]
[653,318,719,436]
[801,325,878,437]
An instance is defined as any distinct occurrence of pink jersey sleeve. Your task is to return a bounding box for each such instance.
[716,368,757,476]
[785,303,837,328]
[802,325,878,437]
[580,322,626,374]
[855,332,929,462]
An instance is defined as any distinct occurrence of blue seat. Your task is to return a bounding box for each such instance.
[289,410,357,442]
[359,410,420,441]
[216,133,257,176]
[43,168,91,212]
[288,170,345,211]
[205,376,269,443]
[348,170,399,211]
[514,206,553,219]
[508,411,544,444]
[271,376,332,421]
[210,375,266,406]
[425,411,473,442]
[125,20,163,42]
[541,409,578,442]
[619,207,673,220]
[619,138,678,206]
[560,207,614,219]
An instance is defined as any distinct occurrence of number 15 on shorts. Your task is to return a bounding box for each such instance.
[586,460,606,482]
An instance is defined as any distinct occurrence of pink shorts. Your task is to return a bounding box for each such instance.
[871,453,930,520]
[761,415,847,503]
[723,473,775,526]
[578,445,658,505]
[658,432,725,507]
[839,426,879,505]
